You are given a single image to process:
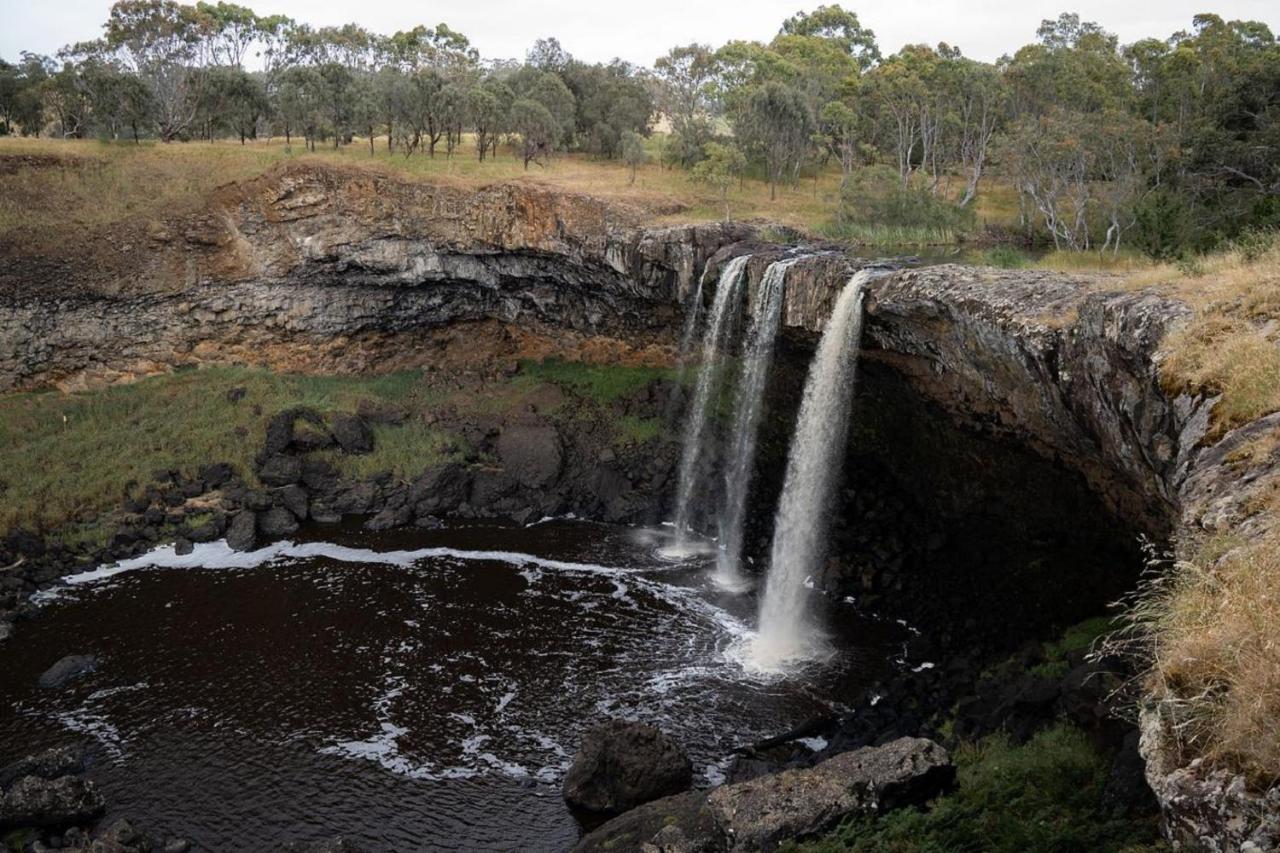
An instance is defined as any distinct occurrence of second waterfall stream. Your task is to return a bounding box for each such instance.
[749,270,872,671]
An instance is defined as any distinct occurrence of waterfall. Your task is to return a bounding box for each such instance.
[669,255,751,544]
[714,257,797,589]
[751,270,871,670]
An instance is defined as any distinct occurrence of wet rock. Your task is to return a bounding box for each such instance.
[706,737,953,851]
[0,775,104,828]
[37,655,99,689]
[259,506,299,539]
[572,790,721,853]
[330,413,374,455]
[563,720,693,814]
[331,482,377,516]
[0,745,87,789]
[173,538,194,556]
[364,504,412,532]
[258,454,304,487]
[497,424,563,488]
[581,738,953,853]
[225,510,257,552]
[277,485,310,520]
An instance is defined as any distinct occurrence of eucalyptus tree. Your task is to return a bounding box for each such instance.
[467,77,512,161]
[734,81,814,199]
[0,54,50,135]
[510,98,559,168]
[103,0,209,141]
[654,44,717,166]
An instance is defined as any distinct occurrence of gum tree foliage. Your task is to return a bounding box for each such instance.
[734,81,814,200]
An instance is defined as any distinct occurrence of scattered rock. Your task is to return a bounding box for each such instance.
[173,538,194,556]
[330,413,374,455]
[37,655,99,689]
[225,510,257,552]
[258,454,304,487]
[563,720,693,814]
[258,506,299,539]
[0,745,87,789]
[707,737,954,850]
[579,738,953,853]
[0,775,104,828]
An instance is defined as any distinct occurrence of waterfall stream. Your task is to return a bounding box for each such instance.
[670,255,750,545]
[750,271,871,670]
[713,257,796,589]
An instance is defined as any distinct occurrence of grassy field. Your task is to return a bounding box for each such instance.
[0,134,1033,249]
[0,359,672,544]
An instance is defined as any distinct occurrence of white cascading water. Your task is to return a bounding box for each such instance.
[750,270,871,671]
[714,257,798,589]
[669,254,751,546]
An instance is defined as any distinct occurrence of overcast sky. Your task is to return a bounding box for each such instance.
[2,0,1277,67]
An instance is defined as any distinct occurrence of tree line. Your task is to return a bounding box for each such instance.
[1,1,1277,254]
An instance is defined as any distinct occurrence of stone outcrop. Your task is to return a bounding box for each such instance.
[574,737,953,852]
[0,163,755,392]
[563,720,694,814]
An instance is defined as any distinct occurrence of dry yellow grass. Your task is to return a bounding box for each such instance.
[1140,527,1280,788]
[0,135,846,245]
[1137,239,1280,433]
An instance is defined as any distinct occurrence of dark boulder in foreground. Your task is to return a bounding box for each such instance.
[37,654,99,689]
[574,736,953,853]
[563,720,693,814]
[225,509,257,552]
[0,774,104,828]
[0,745,87,789]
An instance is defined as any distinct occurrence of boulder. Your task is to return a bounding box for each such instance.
[563,720,693,814]
[37,655,99,689]
[258,506,299,539]
[0,775,104,828]
[706,737,953,851]
[258,454,304,487]
[578,737,953,853]
[225,510,257,552]
[497,424,563,488]
[277,485,310,520]
[0,745,88,789]
[572,790,721,853]
[330,413,374,455]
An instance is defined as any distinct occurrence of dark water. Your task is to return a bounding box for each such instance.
[0,520,897,852]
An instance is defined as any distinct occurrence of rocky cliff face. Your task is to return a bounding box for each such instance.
[0,163,753,392]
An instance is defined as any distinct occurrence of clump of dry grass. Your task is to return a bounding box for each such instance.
[1128,530,1280,788]
[1146,235,1280,433]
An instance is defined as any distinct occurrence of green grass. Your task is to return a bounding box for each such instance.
[0,359,680,542]
[516,358,674,402]
[817,221,960,247]
[0,366,449,536]
[783,724,1165,853]
[614,415,664,446]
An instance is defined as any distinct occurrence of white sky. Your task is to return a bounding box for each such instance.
[1,0,1277,67]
